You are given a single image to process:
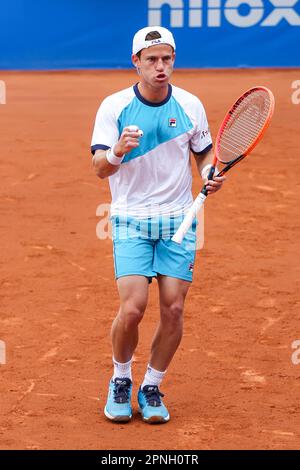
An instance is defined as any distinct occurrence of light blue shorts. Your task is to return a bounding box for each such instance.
[111,215,197,283]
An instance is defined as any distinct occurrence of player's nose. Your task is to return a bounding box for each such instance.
[155,59,164,71]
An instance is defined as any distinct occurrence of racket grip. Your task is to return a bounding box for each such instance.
[207,165,215,180]
[201,165,216,197]
[172,193,207,244]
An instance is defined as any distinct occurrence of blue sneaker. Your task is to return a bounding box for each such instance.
[138,385,170,423]
[104,377,132,422]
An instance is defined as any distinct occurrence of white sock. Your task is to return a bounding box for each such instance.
[112,357,132,381]
[141,364,166,389]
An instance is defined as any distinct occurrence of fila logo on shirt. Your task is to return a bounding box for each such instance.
[169,117,177,127]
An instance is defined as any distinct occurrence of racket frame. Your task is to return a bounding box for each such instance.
[202,86,275,195]
[172,86,275,243]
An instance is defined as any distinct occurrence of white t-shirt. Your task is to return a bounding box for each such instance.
[91,83,212,217]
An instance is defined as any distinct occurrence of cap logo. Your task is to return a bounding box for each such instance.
[150,39,162,45]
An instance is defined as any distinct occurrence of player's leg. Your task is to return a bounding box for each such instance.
[104,218,156,422]
[137,216,196,423]
[137,276,190,423]
[149,219,196,372]
[105,275,150,423]
[150,275,190,371]
[110,223,156,371]
[112,275,149,365]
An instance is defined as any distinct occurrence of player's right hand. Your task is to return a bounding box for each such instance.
[114,126,143,156]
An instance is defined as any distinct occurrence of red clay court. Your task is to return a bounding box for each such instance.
[0,69,299,449]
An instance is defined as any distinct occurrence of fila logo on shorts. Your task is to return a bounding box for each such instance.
[169,118,177,127]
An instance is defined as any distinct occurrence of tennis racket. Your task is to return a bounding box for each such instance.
[172,86,275,244]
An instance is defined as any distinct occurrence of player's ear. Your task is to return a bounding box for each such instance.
[132,54,139,68]
[132,54,141,74]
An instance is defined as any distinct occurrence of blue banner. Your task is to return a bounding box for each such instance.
[0,0,299,70]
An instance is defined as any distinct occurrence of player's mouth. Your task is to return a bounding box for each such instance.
[155,73,168,82]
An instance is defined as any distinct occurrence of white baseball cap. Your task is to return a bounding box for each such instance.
[132,26,176,55]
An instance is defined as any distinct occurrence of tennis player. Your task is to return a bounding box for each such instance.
[91,26,225,423]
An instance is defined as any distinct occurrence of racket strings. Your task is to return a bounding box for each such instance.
[221,111,268,157]
[219,90,272,163]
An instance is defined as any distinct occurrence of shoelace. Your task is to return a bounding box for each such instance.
[143,386,164,407]
[113,380,131,404]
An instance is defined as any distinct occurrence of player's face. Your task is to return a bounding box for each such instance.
[133,45,175,89]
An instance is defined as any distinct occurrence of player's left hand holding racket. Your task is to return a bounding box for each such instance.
[172,86,275,244]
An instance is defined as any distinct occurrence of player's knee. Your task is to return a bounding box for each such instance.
[161,302,184,327]
[119,303,145,330]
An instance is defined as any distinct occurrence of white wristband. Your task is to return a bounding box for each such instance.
[106,145,124,166]
[201,163,218,181]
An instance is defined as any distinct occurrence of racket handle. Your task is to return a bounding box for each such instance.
[172,193,207,244]
[202,165,216,197]
[207,165,216,180]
